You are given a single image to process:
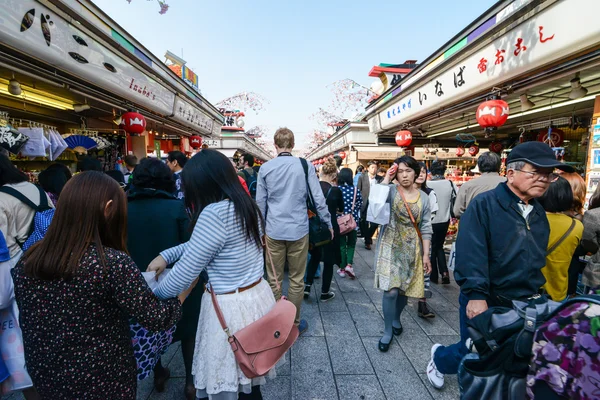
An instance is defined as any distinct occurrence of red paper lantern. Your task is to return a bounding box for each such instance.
[489,141,504,153]
[468,145,480,157]
[537,128,564,147]
[395,130,413,147]
[319,158,325,164]
[338,151,346,159]
[476,100,509,129]
[456,146,465,157]
[121,112,146,134]
[189,135,202,149]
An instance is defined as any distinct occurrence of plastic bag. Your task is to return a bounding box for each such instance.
[448,242,456,272]
[367,185,391,225]
[0,301,33,394]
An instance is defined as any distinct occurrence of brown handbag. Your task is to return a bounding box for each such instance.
[337,186,358,235]
[209,239,299,379]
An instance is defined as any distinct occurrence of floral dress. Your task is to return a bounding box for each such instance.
[11,245,182,399]
[374,190,425,297]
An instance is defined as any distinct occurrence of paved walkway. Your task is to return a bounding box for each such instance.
[4,244,462,400]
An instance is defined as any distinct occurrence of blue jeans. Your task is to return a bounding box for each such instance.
[433,292,470,375]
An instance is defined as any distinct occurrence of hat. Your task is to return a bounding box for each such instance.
[506,142,574,172]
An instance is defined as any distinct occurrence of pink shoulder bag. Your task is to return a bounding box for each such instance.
[337,186,357,235]
[209,240,299,379]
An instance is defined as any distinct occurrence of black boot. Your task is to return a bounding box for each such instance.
[418,301,435,319]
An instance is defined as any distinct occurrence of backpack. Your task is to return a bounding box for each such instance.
[0,185,52,249]
[526,292,600,399]
[242,169,258,199]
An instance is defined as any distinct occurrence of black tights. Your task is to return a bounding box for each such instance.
[306,246,333,294]
[198,386,263,400]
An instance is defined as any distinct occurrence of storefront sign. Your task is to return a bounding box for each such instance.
[373,0,600,132]
[0,0,176,115]
[172,96,213,135]
[203,139,221,148]
[211,121,222,137]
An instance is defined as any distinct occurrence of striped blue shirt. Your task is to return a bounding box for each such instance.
[155,200,264,297]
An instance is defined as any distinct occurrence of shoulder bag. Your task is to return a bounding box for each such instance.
[337,186,357,235]
[209,240,299,379]
[397,186,423,244]
[300,158,331,247]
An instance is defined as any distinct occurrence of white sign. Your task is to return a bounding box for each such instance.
[374,0,600,132]
[172,96,213,135]
[211,121,222,137]
[203,139,221,148]
[0,0,176,115]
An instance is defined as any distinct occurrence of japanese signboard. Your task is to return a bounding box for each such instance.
[172,96,214,135]
[372,0,600,133]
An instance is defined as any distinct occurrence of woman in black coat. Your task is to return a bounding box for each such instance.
[127,158,202,400]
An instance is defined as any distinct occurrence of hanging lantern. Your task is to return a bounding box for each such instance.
[338,151,346,159]
[121,112,146,134]
[395,130,413,147]
[456,146,465,157]
[468,145,480,157]
[489,141,504,153]
[189,135,202,149]
[476,99,509,130]
[537,128,564,147]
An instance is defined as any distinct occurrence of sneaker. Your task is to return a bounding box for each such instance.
[344,265,356,279]
[337,269,347,278]
[427,344,444,389]
[298,319,309,335]
[418,301,435,318]
[441,275,450,284]
[465,338,478,354]
[320,292,335,302]
[303,284,311,299]
[365,243,372,250]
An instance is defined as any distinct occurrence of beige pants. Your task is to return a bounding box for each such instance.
[265,234,309,325]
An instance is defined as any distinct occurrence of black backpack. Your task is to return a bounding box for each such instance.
[242,169,258,200]
[0,185,52,248]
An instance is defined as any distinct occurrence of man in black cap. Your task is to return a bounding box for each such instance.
[426,141,573,390]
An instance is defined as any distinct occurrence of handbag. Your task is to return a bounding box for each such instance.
[300,158,331,247]
[337,187,357,235]
[209,240,299,379]
[366,184,391,225]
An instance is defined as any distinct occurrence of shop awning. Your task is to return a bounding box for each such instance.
[353,146,406,160]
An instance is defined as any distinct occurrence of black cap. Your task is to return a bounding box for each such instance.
[506,142,574,172]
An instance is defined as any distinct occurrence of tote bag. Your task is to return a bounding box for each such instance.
[367,184,390,225]
[0,301,33,394]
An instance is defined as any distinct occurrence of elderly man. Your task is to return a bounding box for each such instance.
[453,151,506,218]
[426,141,573,389]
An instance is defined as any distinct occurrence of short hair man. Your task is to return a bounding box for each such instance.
[453,152,506,218]
[357,161,383,250]
[256,128,332,334]
[123,155,138,184]
[166,151,188,200]
[77,156,102,172]
[237,153,257,199]
[426,142,574,389]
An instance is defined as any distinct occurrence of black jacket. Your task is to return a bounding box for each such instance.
[454,183,549,305]
[127,188,190,271]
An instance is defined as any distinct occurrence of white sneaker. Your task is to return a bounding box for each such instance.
[427,344,444,389]
[337,269,346,278]
[344,265,356,279]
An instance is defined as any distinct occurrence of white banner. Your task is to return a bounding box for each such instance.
[375,0,600,131]
[172,96,213,135]
[0,0,176,115]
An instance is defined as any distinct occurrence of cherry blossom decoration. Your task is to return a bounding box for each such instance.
[125,0,169,14]
[215,92,270,115]
[327,79,375,118]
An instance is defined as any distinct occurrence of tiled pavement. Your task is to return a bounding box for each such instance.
[3,244,462,400]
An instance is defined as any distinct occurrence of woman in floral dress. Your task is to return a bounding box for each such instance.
[374,156,433,352]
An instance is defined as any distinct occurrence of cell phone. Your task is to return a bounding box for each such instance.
[389,163,398,175]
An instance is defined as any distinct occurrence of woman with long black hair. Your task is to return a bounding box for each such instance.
[149,149,278,400]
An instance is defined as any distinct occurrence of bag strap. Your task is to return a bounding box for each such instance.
[396,186,423,244]
[209,238,280,337]
[0,185,39,210]
[300,158,317,214]
[350,186,357,213]
[449,180,456,198]
[547,218,577,256]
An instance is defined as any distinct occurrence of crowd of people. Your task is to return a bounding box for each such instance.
[1,130,599,399]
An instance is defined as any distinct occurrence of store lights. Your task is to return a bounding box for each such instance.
[568,77,588,100]
[427,94,597,138]
[519,94,535,111]
[0,78,73,110]
[8,78,21,96]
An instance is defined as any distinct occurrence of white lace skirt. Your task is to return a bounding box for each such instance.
[193,279,281,397]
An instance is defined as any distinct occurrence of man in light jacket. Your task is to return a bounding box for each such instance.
[357,161,383,250]
[256,128,332,334]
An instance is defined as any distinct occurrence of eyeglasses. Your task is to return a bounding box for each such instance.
[514,169,558,181]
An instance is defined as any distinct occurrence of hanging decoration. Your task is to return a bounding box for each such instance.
[456,146,466,157]
[216,92,270,115]
[310,108,344,129]
[327,79,374,117]
[537,127,564,147]
[489,141,504,153]
[121,112,146,134]
[189,135,202,149]
[476,99,509,138]
[338,151,346,159]
[0,113,29,154]
[468,145,480,157]
[63,135,98,154]
[395,130,413,147]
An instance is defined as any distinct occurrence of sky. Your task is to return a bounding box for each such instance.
[93,0,496,149]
